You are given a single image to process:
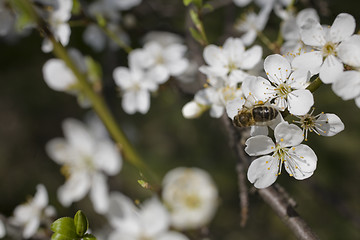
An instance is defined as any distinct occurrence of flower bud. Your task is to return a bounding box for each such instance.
[74,210,88,237]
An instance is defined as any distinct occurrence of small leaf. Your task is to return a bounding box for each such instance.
[137,180,150,189]
[72,0,81,15]
[183,0,193,6]
[190,9,201,28]
[51,232,78,240]
[193,0,203,8]
[83,233,97,240]
[203,3,213,11]
[51,217,79,238]
[189,27,204,45]
[74,210,88,237]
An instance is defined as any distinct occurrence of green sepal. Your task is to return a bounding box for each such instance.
[51,232,78,240]
[74,210,88,237]
[72,0,82,15]
[51,217,79,238]
[83,233,97,240]
[189,27,205,45]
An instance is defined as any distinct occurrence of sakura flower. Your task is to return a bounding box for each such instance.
[235,6,272,46]
[10,184,56,239]
[293,109,345,140]
[107,192,189,240]
[199,37,262,84]
[293,13,357,83]
[246,54,314,115]
[332,70,360,107]
[46,118,122,214]
[280,8,319,54]
[41,0,73,52]
[162,167,218,230]
[245,122,317,188]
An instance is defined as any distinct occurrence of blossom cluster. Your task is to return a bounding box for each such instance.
[0,0,359,239]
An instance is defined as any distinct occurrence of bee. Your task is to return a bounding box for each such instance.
[233,103,279,128]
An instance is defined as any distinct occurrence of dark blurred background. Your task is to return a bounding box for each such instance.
[1,0,360,239]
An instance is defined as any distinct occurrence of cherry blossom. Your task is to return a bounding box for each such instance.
[46,118,122,214]
[162,167,218,230]
[107,192,189,240]
[10,185,56,239]
[245,122,317,188]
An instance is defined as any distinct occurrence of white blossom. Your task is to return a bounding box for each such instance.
[46,118,122,214]
[246,122,317,188]
[107,192,189,240]
[245,54,314,115]
[10,185,56,239]
[293,13,357,83]
[41,0,73,52]
[0,218,5,238]
[293,109,345,140]
[162,167,218,230]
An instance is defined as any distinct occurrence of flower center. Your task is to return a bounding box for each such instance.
[275,83,292,97]
[322,42,337,57]
[184,194,201,209]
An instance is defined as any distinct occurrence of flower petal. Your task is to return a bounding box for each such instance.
[264,54,291,85]
[329,13,355,43]
[319,55,344,84]
[45,138,73,164]
[291,51,322,75]
[225,98,246,119]
[57,172,91,206]
[203,45,226,68]
[42,59,76,91]
[33,184,48,208]
[23,218,40,239]
[140,197,170,237]
[93,141,122,175]
[62,118,94,155]
[239,45,263,70]
[250,126,269,136]
[287,89,314,115]
[300,18,326,47]
[316,113,344,136]
[90,173,109,214]
[0,219,5,238]
[247,156,278,189]
[122,91,137,114]
[136,90,151,114]
[157,232,190,240]
[113,67,133,89]
[245,135,275,156]
[337,35,360,68]
[287,144,317,179]
[274,122,304,147]
[332,71,360,100]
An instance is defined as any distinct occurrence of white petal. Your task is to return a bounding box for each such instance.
[250,126,269,136]
[287,69,311,89]
[245,135,275,156]
[108,192,140,235]
[241,29,257,46]
[113,67,133,89]
[56,23,71,46]
[329,13,355,43]
[247,156,279,189]
[296,8,319,27]
[148,65,169,84]
[108,232,138,240]
[136,90,151,114]
[42,38,53,53]
[355,96,360,108]
[42,59,76,91]
[264,54,291,85]
[140,197,170,237]
[319,55,344,84]
[45,138,73,164]
[225,98,246,119]
[316,113,344,136]
[83,24,106,52]
[287,89,314,115]
[287,144,317,179]
[233,0,252,7]
[93,141,122,175]
[203,45,226,68]
[182,101,206,119]
[300,18,326,47]
[90,173,109,214]
[0,219,5,238]
[291,51,322,75]
[244,76,274,102]
[337,35,360,68]
[62,118,95,155]
[209,104,224,118]
[332,71,360,100]
[274,122,303,147]
[158,232,190,240]
[166,58,189,76]
[238,45,263,69]
[23,218,40,239]
[122,91,137,114]
[33,184,48,208]
[223,37,245,66]
[58,172,91,206]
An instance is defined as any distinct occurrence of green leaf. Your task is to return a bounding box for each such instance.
[183,0,193,6]
[193,0,203,8]
[190,9,200,28]
[137,180,150,189]
[72,0,81,15]
[203,3,213,11]
[74,210,88,237]
[51,232,78,240]
[51,217,79,238]
[189,27,204,45]
[83,233,97,240]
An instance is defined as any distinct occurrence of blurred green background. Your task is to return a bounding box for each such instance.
[1,0,360,239]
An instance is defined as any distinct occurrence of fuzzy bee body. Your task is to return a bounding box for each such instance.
[233,105,279,127]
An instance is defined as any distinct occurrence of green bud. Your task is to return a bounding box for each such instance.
[74,210,89,237]
[83,233,97,240]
